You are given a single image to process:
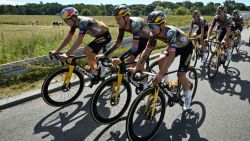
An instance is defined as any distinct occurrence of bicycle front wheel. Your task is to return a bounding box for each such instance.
[41,68,84,107]
[126,88,166,141]
[91,76,132,124]
[207,53,220,80]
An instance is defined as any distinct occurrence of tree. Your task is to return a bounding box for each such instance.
[81,8,91,16]
[175,6,190,15]
[145,5,155,15]
[224,0,236,14]
[88,5,101,16]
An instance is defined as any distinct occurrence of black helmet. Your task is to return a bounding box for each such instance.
[147,11,166,25]
[232,10,239,17]
[192,10,201,18]
[216,5,227,14]
[114,5,131,16]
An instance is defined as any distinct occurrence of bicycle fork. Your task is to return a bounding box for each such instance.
[145,86,159,120]
[63,65,75,88]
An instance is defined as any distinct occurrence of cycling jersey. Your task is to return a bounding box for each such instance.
[147,25,190,51]
[147,25,193,72]
[117,17,151,42]
[69,16,109,37]
[191,16,209,38]
[191,16,209,31]
[105,17,152,58]
[232,16,244,31]
[233,16,244,26]
[211,14,233,29]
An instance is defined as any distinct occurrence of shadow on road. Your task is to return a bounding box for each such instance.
[33,93,101,141]
[153,101,207,141]
[209,67,250,104]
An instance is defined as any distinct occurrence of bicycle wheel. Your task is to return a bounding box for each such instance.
[126,87,166,141]
[41,67,84,107]
[91,76,132,124]
[190,47,198,68]
[209,37,216,53]
[207,53,220,80]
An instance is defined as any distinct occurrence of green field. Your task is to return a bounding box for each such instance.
[0,15,215,64]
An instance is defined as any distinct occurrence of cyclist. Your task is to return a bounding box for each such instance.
[49,7,111,81]
[232,9,244,49]
[206,5,233,61]
[188,10,209,63]
[97,5,154,90]
[133,11,194,111]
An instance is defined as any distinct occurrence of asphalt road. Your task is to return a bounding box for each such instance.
[0,29,250,141]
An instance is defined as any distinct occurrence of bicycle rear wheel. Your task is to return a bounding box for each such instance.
[41,68,84,107]
[126,88,166,141]
[91,76,131,124]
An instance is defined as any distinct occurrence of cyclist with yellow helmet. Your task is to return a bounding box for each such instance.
[50,7,111,83]
[206,5,233,61]
[133,11,194,111]
[189,10,209,63]
[97,5,153,89]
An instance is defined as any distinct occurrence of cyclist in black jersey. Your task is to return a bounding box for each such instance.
[97,5,153,89]
[49,7,111,79]
[232,10,244,49]
[206,5,233,61]
[188,10,209,63]
[133,11,194,111]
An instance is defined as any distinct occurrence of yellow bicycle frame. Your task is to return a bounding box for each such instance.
[63,62,75,87]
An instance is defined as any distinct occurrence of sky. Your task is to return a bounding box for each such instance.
[1,0,250,6]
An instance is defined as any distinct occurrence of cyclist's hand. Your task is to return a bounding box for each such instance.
[112,58,121,66]
[96,54,106,60]
[152,73,164,85]
[222,40,227,46]
[49,50,58,57]
[58,53,68,62]
[204,38,209,43]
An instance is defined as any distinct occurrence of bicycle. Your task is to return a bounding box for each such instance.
[126,67,198,141]
[189,37,210,67]
[41,53,112,107]
[207,41,231,80]
[231,30,242,53]
[90,57,153,124]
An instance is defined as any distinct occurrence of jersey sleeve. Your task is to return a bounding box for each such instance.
[69,27,76,35]
[226,16,233,27]
[199,17,206,27]
[211,16,217,27]
[166,29,177,51]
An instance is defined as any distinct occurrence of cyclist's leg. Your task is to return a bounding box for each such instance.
[84,32,112,71]
[176,41,193,110]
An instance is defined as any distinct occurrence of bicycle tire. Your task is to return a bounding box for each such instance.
[207,53,220,80]
[126,87,166,141]
[41,68,84,107]
[91,76,132,124]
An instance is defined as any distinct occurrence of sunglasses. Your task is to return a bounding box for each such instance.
[149,24,159,30]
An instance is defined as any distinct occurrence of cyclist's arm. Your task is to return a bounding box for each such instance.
[56,30,74,52]
[159,48,175,75]
[136,38,155,70]
[104,28,124,57]
[207,19,216,40]
[200,26,205,41]
[223,27,231,41]
[66,33,85,55]
[188,21,194,37]
[119,34,140,60]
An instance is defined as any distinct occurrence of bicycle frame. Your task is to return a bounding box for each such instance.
[143,70,179,119]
